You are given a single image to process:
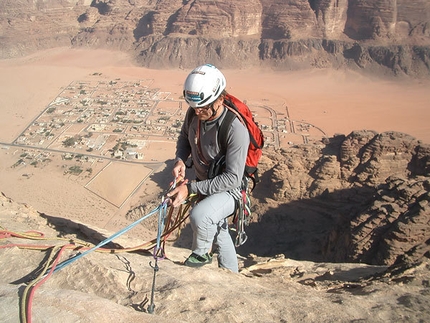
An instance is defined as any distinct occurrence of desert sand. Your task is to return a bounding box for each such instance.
[1,47,429,145]
[0,47,429,236]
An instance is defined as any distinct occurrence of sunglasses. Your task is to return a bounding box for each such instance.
[194,102,214,111]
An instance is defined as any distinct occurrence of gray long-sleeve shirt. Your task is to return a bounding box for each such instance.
[175,105,250,196]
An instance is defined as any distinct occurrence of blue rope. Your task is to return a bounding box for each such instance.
[51,204,162,274]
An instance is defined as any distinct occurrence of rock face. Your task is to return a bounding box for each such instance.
[344,0,430,40]
[1,0,430,76]
[1,189,429,323]
[169,0,262,37]
[243,130,430,268]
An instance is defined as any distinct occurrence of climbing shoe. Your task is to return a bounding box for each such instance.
[184,252,212,268]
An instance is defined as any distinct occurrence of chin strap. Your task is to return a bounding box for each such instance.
[210,105,218,118]
[208,103,225,121]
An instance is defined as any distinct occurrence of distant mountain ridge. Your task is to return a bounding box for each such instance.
[1,0,429,77]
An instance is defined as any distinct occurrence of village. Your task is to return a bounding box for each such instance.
[7,76,326,175]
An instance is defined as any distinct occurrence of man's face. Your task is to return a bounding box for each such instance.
[194,102,214,121]
[194,96,223,121]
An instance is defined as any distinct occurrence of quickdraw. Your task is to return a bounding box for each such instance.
[148,178,177,313]
[231,176,252,247]
[147,178,197,313]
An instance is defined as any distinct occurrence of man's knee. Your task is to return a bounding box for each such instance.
[189,208,209,228]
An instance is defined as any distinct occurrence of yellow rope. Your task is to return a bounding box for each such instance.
[20,245,62,323]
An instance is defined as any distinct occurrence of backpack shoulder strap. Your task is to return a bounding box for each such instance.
[218,108,236,154]
[185,107,196,128]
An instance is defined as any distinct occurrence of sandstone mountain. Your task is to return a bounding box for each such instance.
[1,0,430,76]
[243,130,430,268]
[2,130,429,322]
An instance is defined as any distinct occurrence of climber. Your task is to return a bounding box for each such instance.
[167,64,250,273]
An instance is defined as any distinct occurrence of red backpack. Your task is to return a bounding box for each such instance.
[220,94,264,186]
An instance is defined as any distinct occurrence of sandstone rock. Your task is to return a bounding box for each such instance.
[344,0,430,41]
[411,144,430,176]
[353,131,419,185]
[345,177,430,266]
[170,0,262,38]
[340,130,378,180]
[1,0,429,76]
[246,131,430,269]
[308,154,342,197]
[313,0,349,39]
[261,0,320,40]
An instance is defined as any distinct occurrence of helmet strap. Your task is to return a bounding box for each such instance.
[210,105,218,118]
[208,96,224,120]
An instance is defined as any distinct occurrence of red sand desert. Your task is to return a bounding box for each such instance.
[0,48,429,236]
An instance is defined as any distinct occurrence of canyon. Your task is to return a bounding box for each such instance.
[1,0,430,76]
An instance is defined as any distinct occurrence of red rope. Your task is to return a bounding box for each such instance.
[26,244,72,323]
[0,230,45,239]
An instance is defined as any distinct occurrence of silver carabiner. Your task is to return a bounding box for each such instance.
[161,177,178,205]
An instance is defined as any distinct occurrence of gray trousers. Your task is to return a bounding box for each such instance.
[189,191,238,273]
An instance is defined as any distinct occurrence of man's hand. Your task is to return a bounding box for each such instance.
[166,184,189,208]
[172,159,186,179]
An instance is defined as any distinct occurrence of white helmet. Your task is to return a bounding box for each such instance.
[183,64,226,108]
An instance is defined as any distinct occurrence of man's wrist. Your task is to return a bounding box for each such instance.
[175,157,184,165]
[186,181,196,195]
